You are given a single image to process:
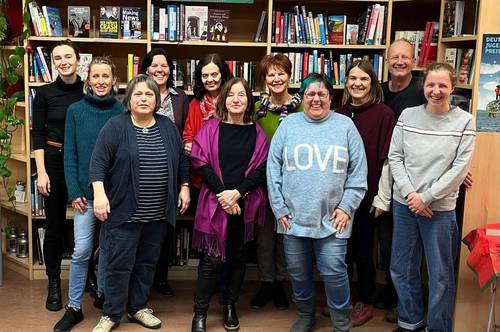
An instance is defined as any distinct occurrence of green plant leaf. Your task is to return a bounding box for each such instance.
[10,91,25,100]
[23,12,31,24]
[6,73,18,85]
[15,46,26,58]
[8,54,21,68]
[0,167,12,177]
[22,29,31,40]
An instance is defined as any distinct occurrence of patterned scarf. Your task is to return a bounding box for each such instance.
[256,93,302,122]
[199,94,217,121]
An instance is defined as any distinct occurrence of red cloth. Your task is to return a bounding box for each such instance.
[462,223,500,291]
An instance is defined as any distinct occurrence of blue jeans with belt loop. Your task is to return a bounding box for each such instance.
[391,201,458,332]
[283,234,351,310]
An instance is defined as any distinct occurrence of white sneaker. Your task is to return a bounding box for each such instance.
[92,316,119,332]
[128,308,162,329]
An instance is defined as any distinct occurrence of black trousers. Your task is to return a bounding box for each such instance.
[43,147,68,277]
[376,210,397,304]
[194,213,247,310]
[347,201,376,304]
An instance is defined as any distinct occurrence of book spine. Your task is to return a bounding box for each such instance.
[127,54,134,81]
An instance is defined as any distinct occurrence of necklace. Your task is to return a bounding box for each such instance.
[131,115,155,133]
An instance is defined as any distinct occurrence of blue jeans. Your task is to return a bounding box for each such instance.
[391,201,458,332]
[283,234,351,310]
[68,201,106,308]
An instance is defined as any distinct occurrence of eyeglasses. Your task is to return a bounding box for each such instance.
[304,91,329,100]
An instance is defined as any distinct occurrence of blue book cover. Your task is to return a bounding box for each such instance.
[42,6,63,37]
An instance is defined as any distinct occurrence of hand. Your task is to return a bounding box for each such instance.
[178,186,191,215]
[370,206,385,218]
[93,193,110,222]
[463,171,473,189]
[278,214,292,232]
[406,192,433,218]
[37,172,51,197]
[72,197,88,214]
[217,189,242,209]
[224,203,241,215]
[184,142,192,156]
[330,209,349,234]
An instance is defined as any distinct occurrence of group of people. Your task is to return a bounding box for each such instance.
[32,38,475,332]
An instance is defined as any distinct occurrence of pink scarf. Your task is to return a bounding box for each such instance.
[199,94,216,121]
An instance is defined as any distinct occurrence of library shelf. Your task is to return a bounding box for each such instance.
[3,251,30,268]
[151,40,268,48]
[28,36,149,44]
[0,201,30,217]
[10,153,28,163]
[440,36,477,43]
[271,43,387,50]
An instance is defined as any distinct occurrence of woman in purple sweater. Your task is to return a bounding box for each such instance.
[336,59,397,327]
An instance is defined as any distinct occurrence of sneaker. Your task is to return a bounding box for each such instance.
[53,306,84,332]
[92,316,119,332]
[128,308,162,329]
[386,308,398,324]
[250,281,273,309]
[351,301,373,327]
[273,280,289,310]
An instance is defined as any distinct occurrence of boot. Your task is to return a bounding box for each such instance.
[329,307,352,332]
[290,298,316,332]
[53,306,84,332]
[223,303,240,331]
[46,275,62,311]
[273,280,289,310]
[191,310,207,332]
[250,281,273,309]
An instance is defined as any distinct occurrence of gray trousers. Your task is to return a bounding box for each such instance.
[255,206,287,282]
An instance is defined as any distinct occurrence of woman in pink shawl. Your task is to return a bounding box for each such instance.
[190,77,268,332]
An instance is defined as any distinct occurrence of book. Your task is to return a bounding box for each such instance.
[346,24,359,45]
[99,6,120,39]
[457,48,474,84]
[68,6,91,38]
[185,5,208,41]
[208,9,230,42]
[254,10,267,42]
[327,15,346,45]
[168,5,178,41]
[444,48,458,68]
[42,6,63,37]
[442,1,465,37]
[120,7,141,39]
[37,227,45,265]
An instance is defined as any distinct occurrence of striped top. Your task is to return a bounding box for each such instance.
[129,123,169,222]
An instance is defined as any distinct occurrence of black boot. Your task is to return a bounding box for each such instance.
[223,303,240,331]
[250,281,273,309]
[53,306,84,332]
[93,293,105,310]
[291,298,316,332]
[46,275,62,311]
[273,280,289,310]
[191,310,207,332]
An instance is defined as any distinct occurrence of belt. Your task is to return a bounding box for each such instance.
[46,140,63,148]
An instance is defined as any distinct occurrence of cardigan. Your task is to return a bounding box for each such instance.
[89,112,190,228]
[160,87,189,135]
[64,92,123,202]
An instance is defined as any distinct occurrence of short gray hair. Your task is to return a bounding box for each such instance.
[123,74,161,112]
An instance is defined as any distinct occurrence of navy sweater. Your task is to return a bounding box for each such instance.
[64,92,124,202]
[89,112,190,228]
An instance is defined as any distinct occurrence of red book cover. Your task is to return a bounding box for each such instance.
[275,11,281,44]
[302,51,309,79]
[418,22,432,67]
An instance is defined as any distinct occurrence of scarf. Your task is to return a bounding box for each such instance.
[199,94,216,121]
[256,92,302,122]
[190,118,269,261]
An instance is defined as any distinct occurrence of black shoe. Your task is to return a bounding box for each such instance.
[250,281,273,309]
[223,304,240,331]
[53,306,84,332]
[273,280,289,310]
[191,311,207,332]
[393,327,425,332]
[154,281,174,296]
[46,275,63,311]
[93,293,105,310]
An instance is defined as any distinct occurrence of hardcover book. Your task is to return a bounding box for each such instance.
[42,6,63,37]
[327,15,346,45]
[68,6,91,38]
[208,9,230,42]
[185,5,208,41]
[121,7,141,39]
[346,24,359,45]
[100,6,120,39]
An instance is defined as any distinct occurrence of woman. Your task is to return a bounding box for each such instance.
[336,59,397,327]
[32,39,84,312]
[389,63,475,332]
[53,56,123,332]
[89,75,190,332]
[141,48,190,296]
[267,73,367,332]
[251,53,303,310]
[190,77,268,332]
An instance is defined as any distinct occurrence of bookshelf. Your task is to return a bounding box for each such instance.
[4,1,472,291]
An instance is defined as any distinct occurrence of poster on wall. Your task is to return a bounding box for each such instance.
[476,34,500,132]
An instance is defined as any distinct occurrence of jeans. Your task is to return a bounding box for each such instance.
[391,201,458,332]
[103,221,167,322]
[284,234,351,310]
[68,201,106,308]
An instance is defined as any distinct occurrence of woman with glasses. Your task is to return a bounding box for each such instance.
[267,73,367,332]
[336,59,397,327]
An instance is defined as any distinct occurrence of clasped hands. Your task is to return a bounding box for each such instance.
[217,189,242,215]
[406,192,433,218]
[277,208,350,234]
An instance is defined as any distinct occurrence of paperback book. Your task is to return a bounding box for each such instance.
[208,9,230,42]
[327,15,346,45]
[120,7,141,39]
[185,5,208,41]
[100,6,120,38]
[68,6,91,38]
[42,6,63,37]
[346,24,359,45]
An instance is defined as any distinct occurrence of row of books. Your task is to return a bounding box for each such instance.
[417,21,439,67]
[283,51,384,86]
[271,4,386,46]
[442,1,465,38]
[173,226,200,267]
[30,173,45,217]
[28,49,92,83]
[444,48,475,85]
[151,4,229,43]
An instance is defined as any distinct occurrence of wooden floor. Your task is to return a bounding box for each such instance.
[0,268,396,332]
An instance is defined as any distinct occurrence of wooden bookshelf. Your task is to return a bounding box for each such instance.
[441,35,477,43]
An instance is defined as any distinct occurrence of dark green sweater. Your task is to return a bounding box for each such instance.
[64,92,123,202]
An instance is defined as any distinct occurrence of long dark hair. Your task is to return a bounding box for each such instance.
[140,48,175,89]
[193,53,232,100]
